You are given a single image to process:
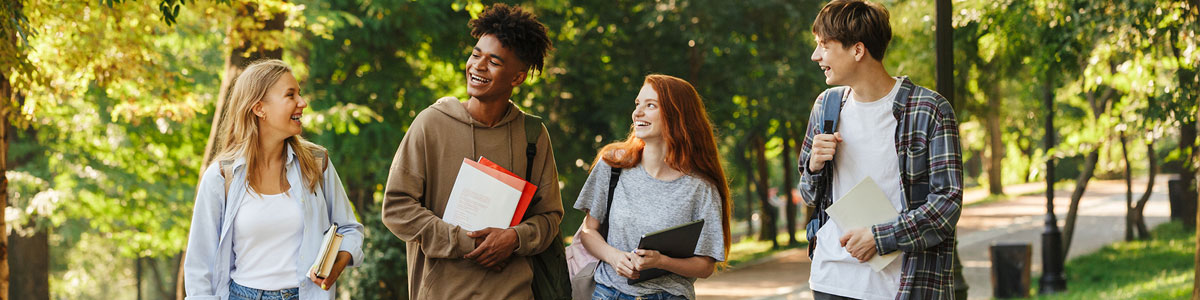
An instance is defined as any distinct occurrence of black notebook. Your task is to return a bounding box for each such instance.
[628,219,706,284]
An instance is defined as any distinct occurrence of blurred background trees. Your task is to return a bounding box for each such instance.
[0,0,1195,299]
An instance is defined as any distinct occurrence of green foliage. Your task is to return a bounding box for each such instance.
[1032,221,1194,299]
[953,0,1198,189]
[342,207,409,299]
[4,0,1197,298]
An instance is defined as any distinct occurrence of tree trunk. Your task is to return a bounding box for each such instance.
[1121,131,1134,241]
[782,123,799,246]
[1194,122,1200,300]
[1132,139,1157,239]
[985,88,1004,195]
[753,134,778,247]
[181,4,287,298]
[7,227,47,300]
[1,65,12,300]
[743,144,756,238]
[136,257,144,300]
[1062,86,1114,257]
[1061,149,1099,256]
[1182,118,1197,228]
[145,256,173,300]
[200,3,287,169]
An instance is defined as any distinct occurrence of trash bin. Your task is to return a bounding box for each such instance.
[990,243,1031,298]
[1168,178,1197,228]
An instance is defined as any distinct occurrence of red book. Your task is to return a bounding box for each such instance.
[478,157,538,227]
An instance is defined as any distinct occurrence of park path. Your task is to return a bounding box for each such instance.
[694,175,1174,300]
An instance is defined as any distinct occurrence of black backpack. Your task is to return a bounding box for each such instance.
[519,114,573,300]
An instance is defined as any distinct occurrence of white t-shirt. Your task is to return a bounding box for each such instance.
[230,189,304,291]
[809,78,907,300]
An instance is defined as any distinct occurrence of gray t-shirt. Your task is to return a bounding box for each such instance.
[573,162,726,300]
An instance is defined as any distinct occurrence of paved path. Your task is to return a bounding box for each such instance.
[694,176,1174,300]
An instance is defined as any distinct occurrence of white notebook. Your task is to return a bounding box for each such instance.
[442,158,525,231]
[824,176,901,271]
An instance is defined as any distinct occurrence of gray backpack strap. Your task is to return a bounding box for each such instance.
[820,86,847,135]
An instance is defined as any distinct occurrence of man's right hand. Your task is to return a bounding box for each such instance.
[808,132,843,172]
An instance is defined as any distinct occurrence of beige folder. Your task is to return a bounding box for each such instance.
[824,176,901,271]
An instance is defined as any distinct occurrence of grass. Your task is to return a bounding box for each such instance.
[1027,221,1195,300]
[726,231,807,268]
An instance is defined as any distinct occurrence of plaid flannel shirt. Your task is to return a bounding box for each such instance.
[798,77,964,299]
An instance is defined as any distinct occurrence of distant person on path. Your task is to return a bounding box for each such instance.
[380,3,564,299]
[573,74,733,300]
[798,0,964,299]
[184,59,365,300]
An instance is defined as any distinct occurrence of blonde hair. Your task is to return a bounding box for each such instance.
[213,59,325,193]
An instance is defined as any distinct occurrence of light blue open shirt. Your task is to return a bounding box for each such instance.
[184,144,365,300]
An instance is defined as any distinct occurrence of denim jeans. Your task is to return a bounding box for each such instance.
[591,283,687,300]
[229,281,300,300]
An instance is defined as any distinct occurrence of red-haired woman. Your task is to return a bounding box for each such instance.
[573,74,732,300]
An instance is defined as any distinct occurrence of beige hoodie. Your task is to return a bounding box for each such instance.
[382,97,563,300]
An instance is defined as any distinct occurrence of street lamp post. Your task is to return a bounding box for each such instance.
[1039,81,1067,294]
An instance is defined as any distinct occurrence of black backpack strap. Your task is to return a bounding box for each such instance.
[521,113,544,221]
[598,167,622,239]
[523,114,542,181]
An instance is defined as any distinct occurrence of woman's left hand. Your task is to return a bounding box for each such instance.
[632,249,663,271]
[309,251,352,290]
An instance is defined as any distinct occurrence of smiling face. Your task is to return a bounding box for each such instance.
[632,83,665,141]
[810,36,861,86]
[466,34,528,102]
[253,72,306,141]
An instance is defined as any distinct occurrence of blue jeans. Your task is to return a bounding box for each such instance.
[591,283,687,300]
[229,281,300,300]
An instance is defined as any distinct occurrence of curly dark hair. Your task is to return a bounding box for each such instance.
[469,3,553,74]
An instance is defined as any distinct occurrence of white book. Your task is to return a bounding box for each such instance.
[442,158,525,231]
[824,176,901,271]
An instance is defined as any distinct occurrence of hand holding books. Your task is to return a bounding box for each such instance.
[309,223,352,290]
[443,157,538,270]
[465,227,519,271]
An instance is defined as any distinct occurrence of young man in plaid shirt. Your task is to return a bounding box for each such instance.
[798,0,964,299]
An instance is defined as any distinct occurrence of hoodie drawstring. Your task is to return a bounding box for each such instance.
[464,99,517,165]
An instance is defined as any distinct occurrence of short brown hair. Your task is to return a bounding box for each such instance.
[812,0,892,61]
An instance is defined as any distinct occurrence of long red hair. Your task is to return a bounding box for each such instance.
[593,74,733,264]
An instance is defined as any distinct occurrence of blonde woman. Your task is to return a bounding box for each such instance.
[184,59,364,300]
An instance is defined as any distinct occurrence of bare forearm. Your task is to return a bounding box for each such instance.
[654,256,715,279]
[579,228,624,263]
